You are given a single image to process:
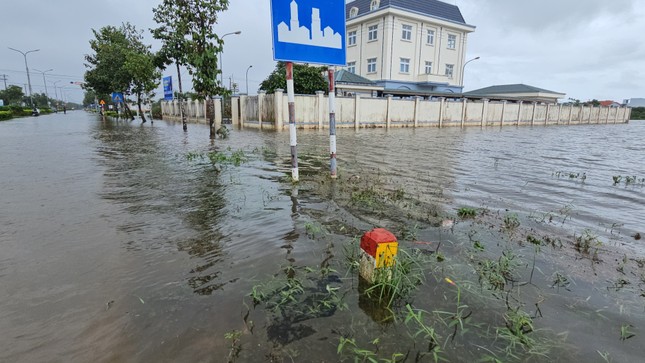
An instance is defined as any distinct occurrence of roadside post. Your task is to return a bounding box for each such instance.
[270,0,346,182]
[359,228,398,283]
[328,68,337,178]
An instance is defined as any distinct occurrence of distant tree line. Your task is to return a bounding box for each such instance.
[630,107,645,120]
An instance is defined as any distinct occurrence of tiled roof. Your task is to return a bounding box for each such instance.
[335,69,376,85]
[346,0,467,24]
[465,84,565,96]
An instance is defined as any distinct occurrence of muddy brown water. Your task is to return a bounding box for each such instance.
[1,112,644,362]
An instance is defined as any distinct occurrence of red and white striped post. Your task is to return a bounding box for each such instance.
[328,68,337,179]
[286,62,299,182]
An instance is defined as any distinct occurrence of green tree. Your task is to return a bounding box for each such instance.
[0,85,25,105]
[630,107,645,120]
[151,0,192,131]
[84,23,159,122]
[152,0,230,137]
[260,62,328,95]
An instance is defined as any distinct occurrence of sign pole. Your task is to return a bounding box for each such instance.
[286,62,299,182]
[328,67,337,179]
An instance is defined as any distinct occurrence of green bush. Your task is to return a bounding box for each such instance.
[631,107,645,120]
[0,111,13,121]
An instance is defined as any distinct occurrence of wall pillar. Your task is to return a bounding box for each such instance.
[545,103,550,126]
[614,107,619,124]
[258,91,266,129]
[500,100,507,127]
[274,89,284,130]
[386,95,392,129]
[316,91,325,129]
[461,98,467,128]
[531,102,537,126]
[557,104,562,125]
[439,97,445,128]
[231,96,240,126]
[605,107,610,124]
[354,94,360,130]
[413,96,421,127]
[579,105,584,124]
[240,95,247,128]
[481,99,488,127]
[517,101,523,126]
[568,105,573,125]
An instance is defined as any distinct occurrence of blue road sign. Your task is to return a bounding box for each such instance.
[163,76,173,101]
[270,0,346,66]
[111,92,124,103]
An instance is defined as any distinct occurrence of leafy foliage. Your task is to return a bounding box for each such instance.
[0,85,24,105]
[260,61,328,95]
[630,107,645,120]
[84,22,160,120]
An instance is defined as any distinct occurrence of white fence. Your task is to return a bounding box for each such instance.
[162,93,631,130]
[160,97,222,127]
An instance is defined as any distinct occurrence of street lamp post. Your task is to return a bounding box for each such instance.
[245,65,253,95]
[461,56,480,89]
[34,68,53,106]
[53,80,61,110]
[219,31,241,90]
[8,47,40,108]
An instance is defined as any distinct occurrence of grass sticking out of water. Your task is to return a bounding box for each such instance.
[457,207,477,219]
[362,249,431,308]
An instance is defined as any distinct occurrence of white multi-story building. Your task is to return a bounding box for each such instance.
[345,0,476,94]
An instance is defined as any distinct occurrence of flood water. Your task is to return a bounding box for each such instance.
[1,112,644,362]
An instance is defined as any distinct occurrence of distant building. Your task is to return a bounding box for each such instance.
[625,98,645,108]
[334,69,383,97]
[344,0,475,95]
[463,84,566,104]
[599,100,621,108]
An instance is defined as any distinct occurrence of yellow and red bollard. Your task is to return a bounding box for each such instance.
[359,228,398,283]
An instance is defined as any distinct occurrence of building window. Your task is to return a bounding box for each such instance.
[368,25,378,41]
[447,34,456,49]
[425,61,433,74]
[347,31,356,46]
[400,58,410,73]
[370,0,380,11]
[347,61,356,74]
[349,7,358,18]
[426,29,435,45]
[445,64,454,78]
[367,58,377,73]
[401,24,412,41]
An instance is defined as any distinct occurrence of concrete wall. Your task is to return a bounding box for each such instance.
[160,97,222,128]
[165,95,630,130]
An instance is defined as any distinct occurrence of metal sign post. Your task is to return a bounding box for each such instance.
[328,68,337,178]
[270,0,346,182]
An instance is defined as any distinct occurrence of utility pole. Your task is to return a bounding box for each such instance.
[8,47,40,108]
[0,74,7,90]
[34,68,53,106]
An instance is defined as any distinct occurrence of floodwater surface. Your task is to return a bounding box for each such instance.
[1,112,643,362]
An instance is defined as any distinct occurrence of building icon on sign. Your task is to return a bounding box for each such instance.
[277,0,342,49]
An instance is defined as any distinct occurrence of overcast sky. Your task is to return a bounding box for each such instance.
[1,0,643,104]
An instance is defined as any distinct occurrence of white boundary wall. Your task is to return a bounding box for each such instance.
[163,93,631,130]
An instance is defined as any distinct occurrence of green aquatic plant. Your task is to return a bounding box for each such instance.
[573,229,602,255]
[363,249,429,308]
[224,330,243,362]
[620,324,635,341]
[404,305,444,361]
[612,175,622,185]
[503,213,520,230]
[457,207,477,219]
